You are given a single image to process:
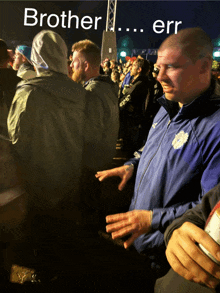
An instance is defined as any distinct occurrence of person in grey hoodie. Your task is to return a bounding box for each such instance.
[5,30,148,292]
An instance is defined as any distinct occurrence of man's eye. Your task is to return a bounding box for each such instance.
[167,64,179,69]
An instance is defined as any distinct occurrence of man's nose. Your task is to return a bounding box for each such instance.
[157,67,167,83]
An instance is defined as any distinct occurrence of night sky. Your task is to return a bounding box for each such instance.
[1,1,220,56]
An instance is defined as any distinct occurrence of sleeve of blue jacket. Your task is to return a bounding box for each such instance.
[124,146,144,172]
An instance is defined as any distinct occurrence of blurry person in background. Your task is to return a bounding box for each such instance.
[0,39,21,138]
[118,58,151,155]
[102,59,112,76]
[13,45,36,79]
[110,59,117,70]
[111,69,120,84]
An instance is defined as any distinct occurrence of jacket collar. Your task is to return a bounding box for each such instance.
[83,74,115,87]
[158,79,220,120]
[131,74,149,85]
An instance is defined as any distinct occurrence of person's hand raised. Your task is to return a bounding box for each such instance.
[95,164,134,191]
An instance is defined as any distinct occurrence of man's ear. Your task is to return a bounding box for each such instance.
[22,55,27,63]
[84,60,89,72]
[138,67,142,74]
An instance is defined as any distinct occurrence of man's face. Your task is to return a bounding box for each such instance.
[13,50,24,71]
[156,47,202,106]
[71,51,86,84]
[130,61,140,78]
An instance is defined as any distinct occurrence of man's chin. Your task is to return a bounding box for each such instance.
[164,93,178,102]
[71,75,80,84]
[72,72,85,85]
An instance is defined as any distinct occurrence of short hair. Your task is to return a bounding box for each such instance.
[72,39,101,68]
[0,39,9,65]
[112,69,120,77]
[104,60,111,68]
[110,59,117,66]
[136,58,150,76]
[159,27,213,63]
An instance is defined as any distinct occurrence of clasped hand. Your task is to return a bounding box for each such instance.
[166,222,220,289]
[106,210,152,249]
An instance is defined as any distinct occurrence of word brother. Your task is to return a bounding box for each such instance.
[24,8,102,30]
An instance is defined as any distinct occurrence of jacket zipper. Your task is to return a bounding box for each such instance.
[134,119,171,206]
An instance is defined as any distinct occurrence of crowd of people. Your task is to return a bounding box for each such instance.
[1,27,220,293]
[99,54,163,157]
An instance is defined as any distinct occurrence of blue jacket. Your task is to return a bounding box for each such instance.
[126,79,220,253]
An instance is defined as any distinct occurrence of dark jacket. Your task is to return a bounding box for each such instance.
[84,74,119,168]
[0,68,21,138]
[0,68,21,109]
[119,74,149,125]
[17,63,36,79]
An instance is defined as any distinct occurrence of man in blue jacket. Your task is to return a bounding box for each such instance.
[96,27,220,256]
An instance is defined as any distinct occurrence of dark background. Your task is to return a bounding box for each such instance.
[1,1,220,59]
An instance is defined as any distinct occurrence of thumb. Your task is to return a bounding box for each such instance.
[124,233,139,249]
[118,177,127,191]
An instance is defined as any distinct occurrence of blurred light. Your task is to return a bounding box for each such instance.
[213,51,220,57]
[120,51,127,57]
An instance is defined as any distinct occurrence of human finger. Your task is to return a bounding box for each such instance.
[106,212,129,224]
[106,217,133,233]
[118,176,128,191]
[167,223,220,288]
[168,239,218,287]
[181,223,220,280]
[95,173,109,181]
[166,246,195,281]
[111,223,138,240]
[95,169,117,181]
[118,168,134,190]
[166,242,219,289]
[124,232,139,249]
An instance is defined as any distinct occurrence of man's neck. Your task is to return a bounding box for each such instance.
[84,72,99,83]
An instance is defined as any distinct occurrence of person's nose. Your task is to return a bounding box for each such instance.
[157,67,167,83]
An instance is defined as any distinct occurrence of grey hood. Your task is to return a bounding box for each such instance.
[30,30,68,76]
